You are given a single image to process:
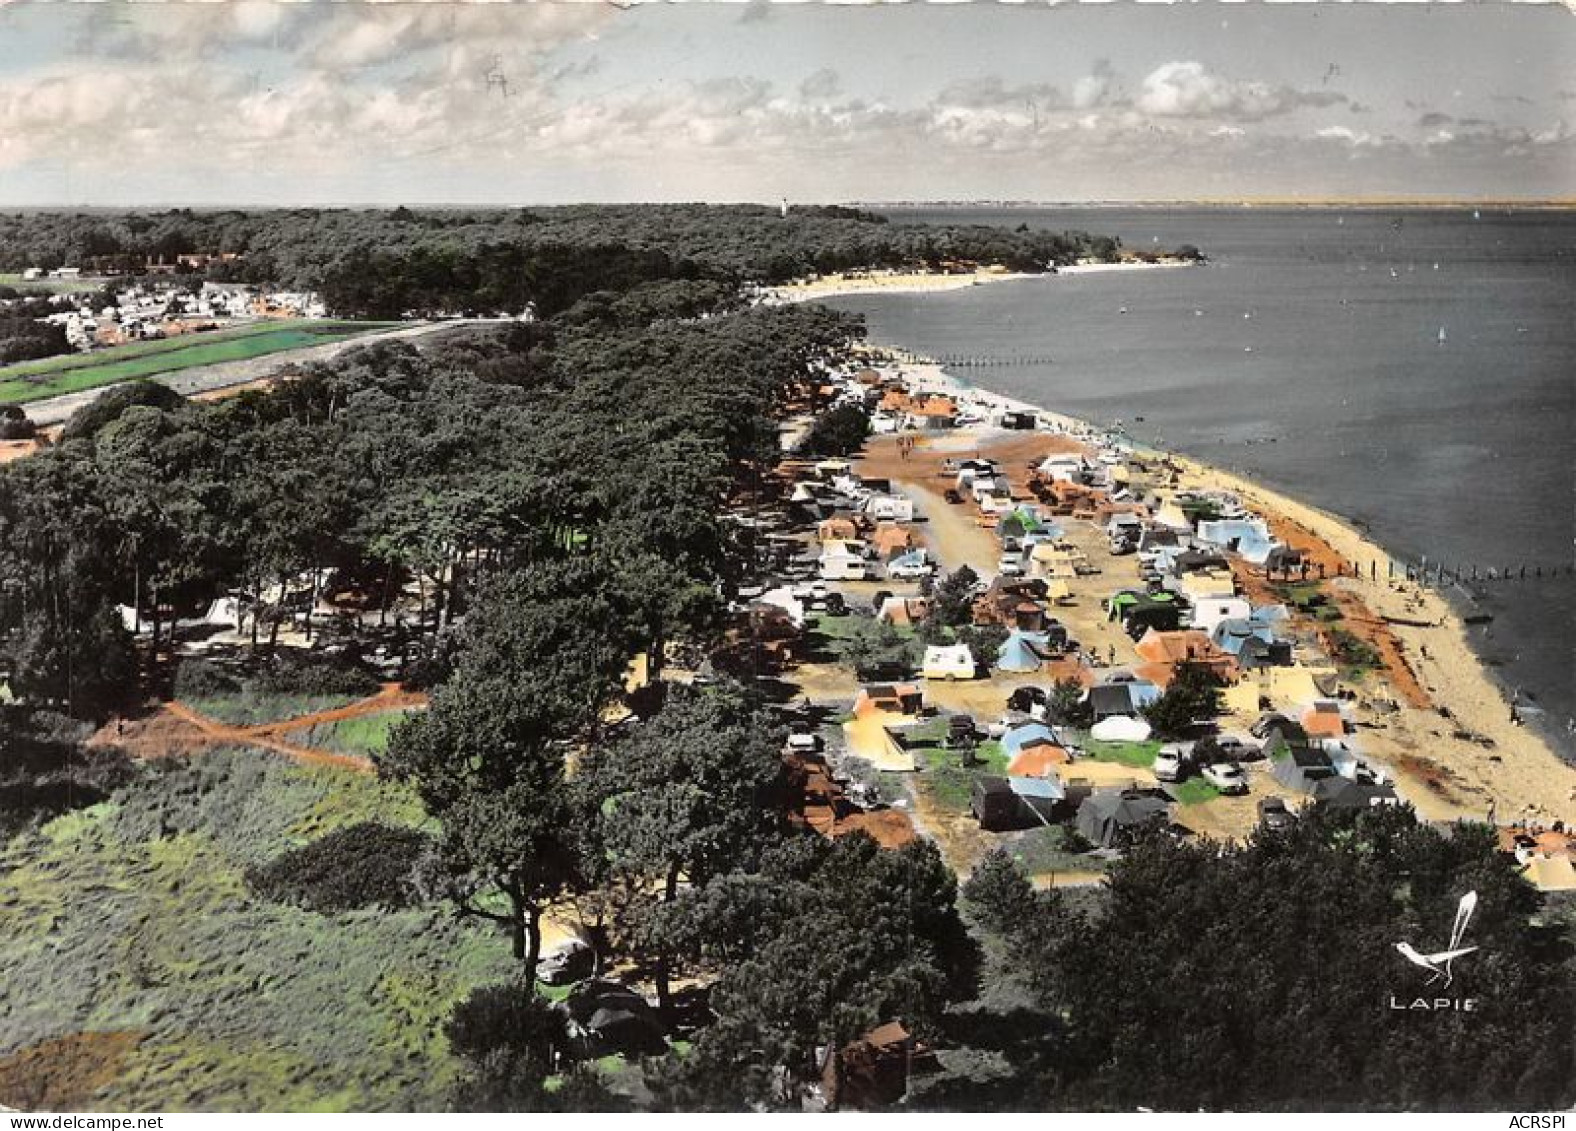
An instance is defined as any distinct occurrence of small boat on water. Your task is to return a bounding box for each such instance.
[1437,327,1448,345]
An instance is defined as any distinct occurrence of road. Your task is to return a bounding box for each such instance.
[23,319,502,427]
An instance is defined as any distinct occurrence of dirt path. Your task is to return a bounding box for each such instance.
[98,683,426,773]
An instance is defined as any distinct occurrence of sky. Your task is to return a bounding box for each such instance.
[0,0,1572,206]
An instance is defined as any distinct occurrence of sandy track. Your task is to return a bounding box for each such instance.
[99,682,426,773]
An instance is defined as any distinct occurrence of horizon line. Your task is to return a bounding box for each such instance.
[1,196,1572,211]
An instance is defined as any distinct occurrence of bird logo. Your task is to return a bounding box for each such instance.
[1395,891,1478,988]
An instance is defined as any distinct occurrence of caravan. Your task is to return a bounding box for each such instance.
[819,539,869,581]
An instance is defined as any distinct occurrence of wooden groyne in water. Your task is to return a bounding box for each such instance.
[1267,558,1574,588]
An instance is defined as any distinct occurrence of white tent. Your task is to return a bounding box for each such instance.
[203,597,241,627]
[1190,597,1253,637]
[921,644,976,681]
[1090,715,1153,742]
[756,587,807,629]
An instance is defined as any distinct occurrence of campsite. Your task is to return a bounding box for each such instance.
[0,203,1572,1113]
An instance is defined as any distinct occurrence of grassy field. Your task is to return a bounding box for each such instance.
[0,321,396,406]
[1004,826,1110,877]
[0,747,511,1111]
[0,272,106,295]
[1169,779,1222,806]
[922,735,1008,813]
[284,709,416,757]
[1081,738,1162,768]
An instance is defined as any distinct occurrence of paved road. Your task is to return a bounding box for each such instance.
[24,319,500,427]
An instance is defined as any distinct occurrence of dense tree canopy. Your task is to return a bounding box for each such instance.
[0,205,1125,317]
[0,290,859,717]
[974,807,1575,1111]
[650,834,975,1109]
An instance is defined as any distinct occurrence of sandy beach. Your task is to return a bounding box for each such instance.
[861,354,1576,828]
[765,259,1196,305]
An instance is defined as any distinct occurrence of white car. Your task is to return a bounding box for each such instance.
[1201,762,1248,794]
[1213,733,1262,762]
[1152,743,1192,783]
[887,557,934,580]
[998,555,1025,577]
[786,731,822,754]
[985,715,1014,739]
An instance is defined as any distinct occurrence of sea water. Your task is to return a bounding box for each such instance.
[825,206,1576,758]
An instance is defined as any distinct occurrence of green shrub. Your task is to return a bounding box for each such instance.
[962,848,1036,936]
[256,653,380,700]
[1327,626,1381,671]
[173,658,243,701]
[445,982,567,1063]
[800,404,868,456]
[245,821,431,911]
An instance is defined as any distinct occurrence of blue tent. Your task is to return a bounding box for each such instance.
[997,630,1051,674]
[1212,617,1276,657]
[1009,775,1065,801]
[1197,518,1271,549]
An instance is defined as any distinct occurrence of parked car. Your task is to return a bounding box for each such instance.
[1257,796,1295,831]
[944,714,978,747]
[944,488,964,505]
[1201,762,1248,794]
[786,730,822,754]
[1152,743,1192,783]
[888,556,934,580]
[998,555,1025,577]
[565,979,668,1059]
[537,939,596,986]
[985,714,1015,739]
[1213,733,1263,762]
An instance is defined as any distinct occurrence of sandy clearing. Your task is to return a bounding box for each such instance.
[95,683,428,774]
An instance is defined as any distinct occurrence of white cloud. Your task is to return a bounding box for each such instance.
[1138,60,1346,122]
[1072,60,1118,111]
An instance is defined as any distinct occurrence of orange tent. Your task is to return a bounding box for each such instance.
[1007,741,1073,778]
[870,524,918,558]
[1300,701,1347,739]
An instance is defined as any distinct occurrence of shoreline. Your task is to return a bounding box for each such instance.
[764,259,1195,305]
[876,354,1576,826]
